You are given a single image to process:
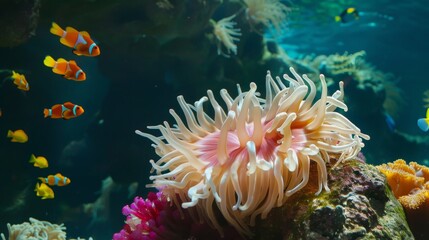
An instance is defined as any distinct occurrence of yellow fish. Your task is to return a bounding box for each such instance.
[7,129,28,143]
[34,182,54,199]
[29,154,49,168]
[10,71,30,91]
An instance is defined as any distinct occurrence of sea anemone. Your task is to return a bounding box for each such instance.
[243,0,290,35]
[210,14,241,57]
[136,67,369,236]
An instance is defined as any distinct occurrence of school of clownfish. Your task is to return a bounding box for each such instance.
[4,22,100,200]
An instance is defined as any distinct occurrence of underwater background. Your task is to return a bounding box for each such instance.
[0,0,429,239]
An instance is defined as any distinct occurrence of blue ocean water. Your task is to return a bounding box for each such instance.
[0,0,428,239]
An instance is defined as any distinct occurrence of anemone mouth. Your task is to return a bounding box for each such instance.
[136,67,370,237]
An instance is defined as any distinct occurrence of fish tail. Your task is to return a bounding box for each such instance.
[43,108,51,118]
[7,130,13,138]
[417,118,429,132]
[38,177,45,183]
[43,56,56,67]
[50,22,64,37]
[29,154,36,163]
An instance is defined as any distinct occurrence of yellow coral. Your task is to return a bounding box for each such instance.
[321,51,366,76]
[377,159,429,209]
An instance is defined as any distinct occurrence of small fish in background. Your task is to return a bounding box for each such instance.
[34,182,54,199]
[335,7,360,23]
[43,56,86,81]
[384,112,396,132]
[50,22,101,57]
[10,71,30,91]
[417,108,429,132]
[29,154,49,168]
[44,102,84,120]
[38,173,71,187]
[7,129,28,143]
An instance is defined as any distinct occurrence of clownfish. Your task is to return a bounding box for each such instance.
[335,8,360,23]
[417,108,429,132]
[44,102,84,120]
[43,56,86,81]
[34,182,54,199]
[38,173,71,187]
[7,129,28,143]
[10,71,29,91]
[29,154,49,168]
[50,22,100,57]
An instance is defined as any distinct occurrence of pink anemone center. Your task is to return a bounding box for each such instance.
[197,119,307,167]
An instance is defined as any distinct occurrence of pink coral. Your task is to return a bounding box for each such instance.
[113,191,241,240]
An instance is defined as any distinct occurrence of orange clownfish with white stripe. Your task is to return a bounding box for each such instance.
[44,102,84,120]
[38,173,71,187]
[43,56,86,81]
[50,22,100,57]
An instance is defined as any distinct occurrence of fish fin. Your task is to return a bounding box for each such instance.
[63,102,74,108]
[43,106,51,118]
[65,26,78,33]
[426,108,429,118]
[52,67,63,75]
[80,31,91,37]
[60,37,74,48]
[50,22,64,37]
[417,118,429,132]
[7,130,13,138]
[73,49,83,56]
[63,110,74,119]
[29,154,36,163]
[64,70,74,79]
[68,60,77,65]
[10,71,19,80]
[38,177,45,183]
[34,183,40,192]
[12,78,19,85]
[347,8,355,14]
[11,138,18,142]
[57,58,67,63]
[334,16,341,22]
[43,56,56,67]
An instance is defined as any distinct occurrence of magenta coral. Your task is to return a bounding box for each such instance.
[113,191,242,240]
[113,192,170,240]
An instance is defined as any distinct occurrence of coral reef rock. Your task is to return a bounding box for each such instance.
[0,0,41,47]
[255,159,414,240]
